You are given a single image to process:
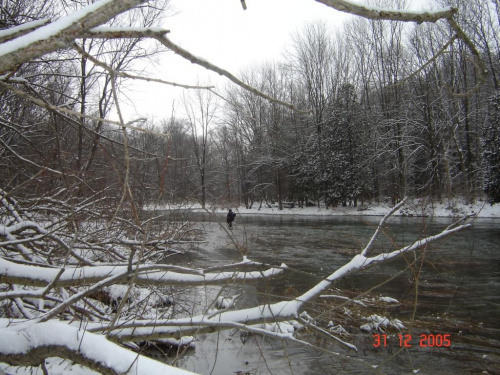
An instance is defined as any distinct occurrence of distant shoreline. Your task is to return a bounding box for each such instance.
[145,200,500,219]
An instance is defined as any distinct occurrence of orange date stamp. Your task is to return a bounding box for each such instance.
[373,333,451,348]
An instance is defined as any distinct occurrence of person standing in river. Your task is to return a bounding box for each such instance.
[227,209,236,229]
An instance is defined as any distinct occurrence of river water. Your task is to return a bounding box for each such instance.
[162,213,500,374]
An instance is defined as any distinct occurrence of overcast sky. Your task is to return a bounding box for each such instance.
[119,0,352,121]
[118,0,438,121]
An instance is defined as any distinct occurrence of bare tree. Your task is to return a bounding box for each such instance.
[183,88,218,209]
[0,0,486,374]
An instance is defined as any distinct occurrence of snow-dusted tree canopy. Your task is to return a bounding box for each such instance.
[0,0,495,374]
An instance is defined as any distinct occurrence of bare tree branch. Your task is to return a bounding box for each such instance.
[315,0,488,96]
[0,80,166,135]
[0,257,285,289]
[315,0,457,23]
[0,0,149,74]
[84,210,471,343]
[0,321,195,375]
[0,19,51,44]
[153,34,308,113]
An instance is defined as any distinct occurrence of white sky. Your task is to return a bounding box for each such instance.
[118,0,439,121]
[119,0,352,121]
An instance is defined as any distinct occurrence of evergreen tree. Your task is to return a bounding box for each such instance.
[291,84,372,207]
[322,84,369,206]
[483,92,500,204]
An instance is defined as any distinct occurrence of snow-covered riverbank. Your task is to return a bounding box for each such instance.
[146,199,500,218]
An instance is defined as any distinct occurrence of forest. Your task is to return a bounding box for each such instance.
[173,0,500,210]
[1,1,498,212]
[0,0,498,374]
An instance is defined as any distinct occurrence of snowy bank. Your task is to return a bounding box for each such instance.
[145,200,500,219]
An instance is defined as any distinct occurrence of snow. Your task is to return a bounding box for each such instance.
[0,257,284,288]
[334,0,454,18]
[0,74,28,83]
[296,253,369,305]
[105,284,129,302]
[320,294,367,307]
[0,19,50,39]
[91,299,303,342]
[157,336,195,348]
[259,321,296,334]
[1,358,101,375]
[0,0,114,57]
[327,322,349,335]
[89,26,169,34]
[147,199,500,218]
[379,296,400,304]
[0,320,196,374]
[214,300,300,324]
[299,311,316,324]
[360,314,405,332]
[350,254,368,268]
[215,295,237,309]
[1,201,484,374]
[204,267,285,282]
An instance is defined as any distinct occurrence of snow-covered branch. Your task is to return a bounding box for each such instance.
[0,320,195,375]
[0,193,474,373]
[0,0,148,74]
[295,222,471,307]
[0,257,284,290]
[0,0,487,372]
[84,210,471,343]
[315,0,457,23]
[361,197,407,256]
[0,19,51,44]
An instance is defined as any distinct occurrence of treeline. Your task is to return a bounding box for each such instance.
[1,0,499,213]
[154,0,500,209]
[0,0,172,213]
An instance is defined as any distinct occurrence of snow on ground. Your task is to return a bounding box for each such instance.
[145,199,500,218]
[360,314,406,332]
[0,320,196,375]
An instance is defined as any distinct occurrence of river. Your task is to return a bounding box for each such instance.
[160,213,500,374]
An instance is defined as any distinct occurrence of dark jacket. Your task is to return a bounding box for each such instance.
[227,210,236,223]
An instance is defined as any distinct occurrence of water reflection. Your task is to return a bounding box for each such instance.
[165,213,500,374]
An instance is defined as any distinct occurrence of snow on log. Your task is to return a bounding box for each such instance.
[315,0,457,23]
[0,320,195,375]
[0,257,285,290]
[77,218,472,342]
[0,0,148,74]
[0,19,51,44]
